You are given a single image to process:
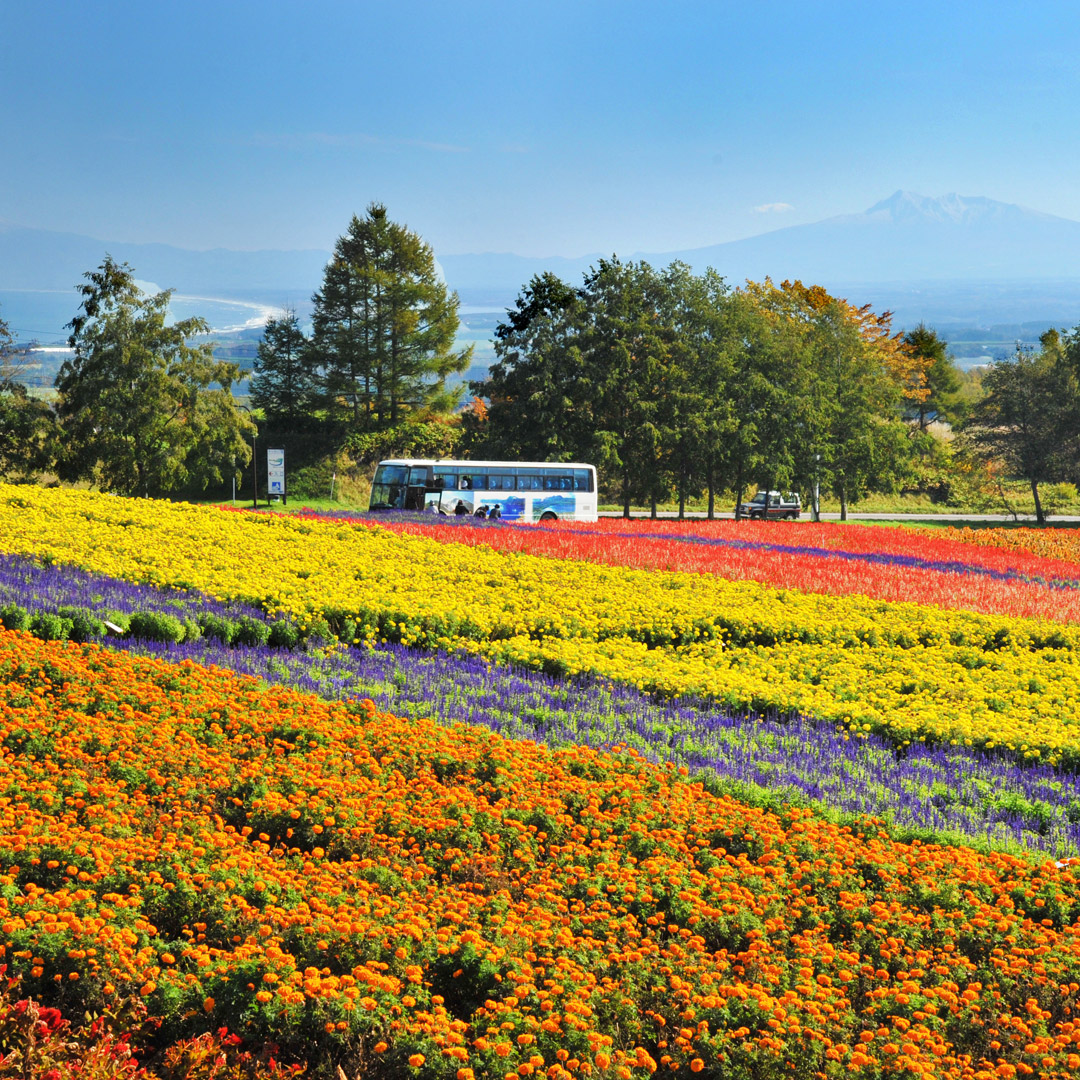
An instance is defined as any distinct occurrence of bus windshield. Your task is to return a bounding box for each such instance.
[370,464,409,510]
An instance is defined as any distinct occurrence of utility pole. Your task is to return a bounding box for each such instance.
[238,405,257,509]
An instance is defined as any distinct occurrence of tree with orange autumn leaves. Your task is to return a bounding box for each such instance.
[742,278,931,519]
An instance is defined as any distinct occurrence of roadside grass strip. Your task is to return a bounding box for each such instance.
[5,485,1080,763]
[6,631,1080,1078]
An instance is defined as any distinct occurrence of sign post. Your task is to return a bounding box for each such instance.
[267,448,286,506]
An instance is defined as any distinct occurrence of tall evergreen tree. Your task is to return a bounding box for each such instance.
[675,269,739,519]
[581,259,674,518]
[310,204,471,430]
[479,272,593,461]
[249,308,316,427]
[903,323,963,430]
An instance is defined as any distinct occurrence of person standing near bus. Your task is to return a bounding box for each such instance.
[454,499,468,516]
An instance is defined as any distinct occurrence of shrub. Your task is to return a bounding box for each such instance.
[56,606,106,643]
[304,616,331,645]
[127,611,185,644]
[181,617,202,643]
[267,620,301,649]
[198,613,239,645]
[0,603,28,631]
[234,616,271,648]
[103,610,131,634]
[28,611,72,641]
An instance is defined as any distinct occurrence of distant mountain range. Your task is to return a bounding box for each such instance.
[438,191,1080,316]
[5,192,1080,344]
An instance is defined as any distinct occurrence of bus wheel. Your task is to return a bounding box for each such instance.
[539,511,558,522]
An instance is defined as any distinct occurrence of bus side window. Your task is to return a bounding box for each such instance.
[460,475,472,490]
[517,475,541,491]
[435,471,458,490]
[491,474,514,491]
[470,474,488,490]
[573,469,593,492]
[543,475,572,491]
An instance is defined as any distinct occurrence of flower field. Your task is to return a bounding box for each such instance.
[3,485,1080,761]
[303,511,1080,625]
[4,551,1079,856]
[6,484,1080,1075]
[6,630,1080,1079]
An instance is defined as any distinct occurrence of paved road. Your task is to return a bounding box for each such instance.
[598,511,1080,523]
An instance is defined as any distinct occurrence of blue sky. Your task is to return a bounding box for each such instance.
[5,0,1080,258]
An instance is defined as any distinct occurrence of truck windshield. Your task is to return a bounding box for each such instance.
[750,492,767,504]
[370,464,409,510]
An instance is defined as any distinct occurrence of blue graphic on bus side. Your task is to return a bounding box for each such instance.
[533,495,575,521]
[495,497,525,521]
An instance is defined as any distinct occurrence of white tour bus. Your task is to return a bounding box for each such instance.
[369,459,598,522]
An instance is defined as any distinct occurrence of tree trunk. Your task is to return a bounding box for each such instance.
[1032,477,1045,526]
[622,469,631,519]
[839,482,848,522]
[706,464,715,521]
[650,491,658,520]
[735,459,745,523]
[678,458,686,520]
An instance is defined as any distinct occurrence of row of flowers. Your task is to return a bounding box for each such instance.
[298,509,1080,625]
[4,629,1080,1078]
[940,526,1080,565]
[3,550,1077,856]
[3,486,1080,762]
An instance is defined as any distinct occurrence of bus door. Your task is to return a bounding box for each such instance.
[404,466,441,512]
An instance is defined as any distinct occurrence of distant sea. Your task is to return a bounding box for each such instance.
[0,289,282,345]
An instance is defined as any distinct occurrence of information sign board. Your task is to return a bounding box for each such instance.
[267,448,286,497]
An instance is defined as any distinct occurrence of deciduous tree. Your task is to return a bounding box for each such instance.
[0,308,56,481]
[962,333,1078,525]
[56,257,252,497]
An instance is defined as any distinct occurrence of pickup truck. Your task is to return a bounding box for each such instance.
[735,490,801,521]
